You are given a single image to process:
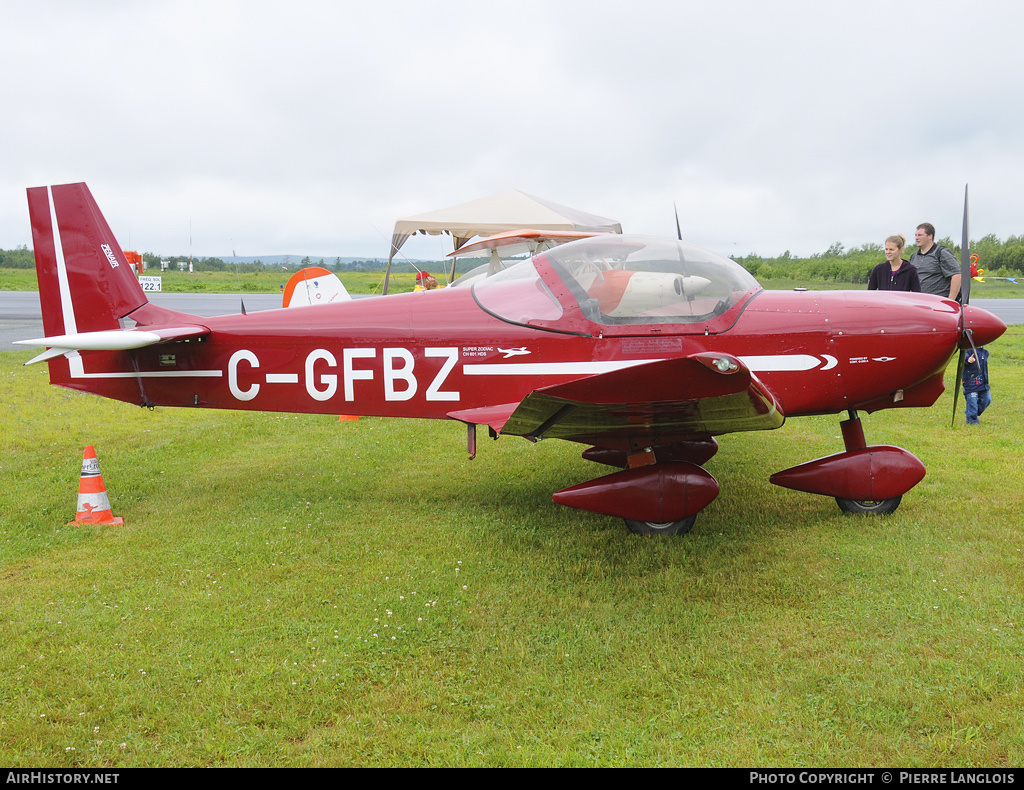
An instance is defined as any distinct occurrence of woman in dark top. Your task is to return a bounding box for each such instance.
[868,234,921,292]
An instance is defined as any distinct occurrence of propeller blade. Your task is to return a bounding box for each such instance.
[960,184,971,306]
[951,348,965,427]
[951,330,978,427]
[674,202,682,241]
[952,185,971,426]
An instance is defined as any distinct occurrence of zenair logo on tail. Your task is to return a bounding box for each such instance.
[100,244,120,269]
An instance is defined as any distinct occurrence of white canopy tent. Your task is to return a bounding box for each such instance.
[384,189,622,291]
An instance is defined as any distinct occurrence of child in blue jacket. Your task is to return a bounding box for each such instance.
[963,347,991,425]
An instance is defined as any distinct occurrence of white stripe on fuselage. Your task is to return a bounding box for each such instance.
[463,360,658,376]
[66,353,835,382]
[67,353,222,379]
[738,354,834,372]
[463,355,835,377]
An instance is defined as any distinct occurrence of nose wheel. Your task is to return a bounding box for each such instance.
[770,411,925,515]
[624,515,697,535]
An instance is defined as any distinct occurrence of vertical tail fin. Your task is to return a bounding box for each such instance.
[27,183,148,337]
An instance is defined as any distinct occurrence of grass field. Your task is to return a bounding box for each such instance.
[1,330,1022,767]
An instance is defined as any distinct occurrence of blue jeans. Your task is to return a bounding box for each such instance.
[965,388,992,424]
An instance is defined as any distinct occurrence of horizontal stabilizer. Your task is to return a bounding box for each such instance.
[17,325,210,365]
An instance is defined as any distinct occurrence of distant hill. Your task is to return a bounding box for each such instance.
[215,255,445,272]
[220,256,386,266]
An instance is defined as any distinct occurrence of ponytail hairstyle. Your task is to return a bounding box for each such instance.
[886,234,906,251]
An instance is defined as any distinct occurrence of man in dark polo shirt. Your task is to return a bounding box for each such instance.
[910,222,961,299]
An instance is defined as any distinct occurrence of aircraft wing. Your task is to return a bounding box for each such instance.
[448,229,609,258]
[497,353,784,445]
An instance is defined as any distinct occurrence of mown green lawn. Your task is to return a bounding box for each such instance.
[1,330,1022,767]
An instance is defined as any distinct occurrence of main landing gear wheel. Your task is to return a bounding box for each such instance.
[835,496,902,515]
[624,515,697,536]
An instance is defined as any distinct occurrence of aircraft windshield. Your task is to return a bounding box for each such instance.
[471,258,564,323]
[541,236,760,324]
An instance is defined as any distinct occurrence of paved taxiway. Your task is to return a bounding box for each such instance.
[1,292,282,352]
[1,291,1022,352]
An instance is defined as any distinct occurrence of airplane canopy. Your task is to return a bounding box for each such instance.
[388,189,622,264]
[473,235,761,327]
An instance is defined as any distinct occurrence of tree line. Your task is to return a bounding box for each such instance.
[0,246,33,269]
[5,233,1024,282]
[734,234,1024,283]
[0,247,391,274]
[144,253,391,273]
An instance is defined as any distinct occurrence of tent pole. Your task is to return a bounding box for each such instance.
[382,256,392,295]
[448,237,465,285]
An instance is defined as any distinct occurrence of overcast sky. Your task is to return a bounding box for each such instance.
[3,0,1022,263]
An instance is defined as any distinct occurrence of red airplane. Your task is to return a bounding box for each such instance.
[18,183,1007,535]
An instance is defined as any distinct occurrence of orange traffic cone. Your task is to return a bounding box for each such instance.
[70,445,123,526]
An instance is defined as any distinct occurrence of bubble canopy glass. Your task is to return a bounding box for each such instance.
[472,235,761,328]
